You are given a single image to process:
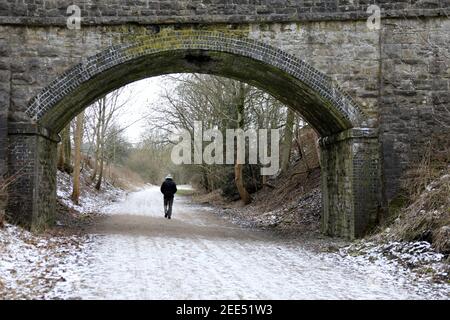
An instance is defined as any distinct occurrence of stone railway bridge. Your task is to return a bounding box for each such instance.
[0,1,449,239]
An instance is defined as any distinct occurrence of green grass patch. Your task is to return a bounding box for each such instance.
[177,189,195,196]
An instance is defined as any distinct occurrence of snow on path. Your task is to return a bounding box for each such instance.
[47,187,449,300]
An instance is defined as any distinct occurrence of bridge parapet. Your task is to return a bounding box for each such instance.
[0,1,448,25]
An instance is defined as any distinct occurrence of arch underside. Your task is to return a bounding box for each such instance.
[25,32,366,136]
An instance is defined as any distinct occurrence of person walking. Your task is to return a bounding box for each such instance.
[160,174,177,219]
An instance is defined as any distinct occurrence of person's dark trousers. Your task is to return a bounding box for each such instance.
[164,197,174,218]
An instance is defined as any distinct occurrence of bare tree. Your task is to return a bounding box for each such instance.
[93,88,131,190]
[234,82,252,204]
[57,124,72,173]
[90,98,103,182]
[281,108,295,173]
[71,111,84,204]
[149,74,290,200]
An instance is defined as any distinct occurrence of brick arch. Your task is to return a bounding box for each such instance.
[25,30,366,136]
[8,30,381,239]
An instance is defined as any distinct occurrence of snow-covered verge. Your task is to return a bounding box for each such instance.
[319,242,450,299]
[339,172,450,285]
[385,173,450,254]
[193,169,449,288]
[214,203,450,287]
[338,240,449,287]
[212,196,449,287]
[0,170,128,299]
[0,223,93,299]
[56,170,125,216]
[193,168,322,235]
[211,187,321,234]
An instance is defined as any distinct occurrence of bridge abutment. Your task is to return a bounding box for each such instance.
[7,123,58,231]
[320,128,381,239]
[0,111,7,221]
[0,52,10,219]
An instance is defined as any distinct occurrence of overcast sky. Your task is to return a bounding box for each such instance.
[115,76,169,144]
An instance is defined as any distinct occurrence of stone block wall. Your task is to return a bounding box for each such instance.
[1,21,380,127]
[0,0,448,24]
[0,29,10,217]
[248,20,381,127]
[3,17,447,208]
[1,2,449,236]
[380,17,450,200]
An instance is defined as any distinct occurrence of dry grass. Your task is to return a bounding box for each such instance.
[390,133,450,254]
[394,174,450,253]
[0,173,19,229]
[400,138,449,201]
[83,154,144,190]
[192,189,227,205]
[104,164,145,190]
[255,126,321,212]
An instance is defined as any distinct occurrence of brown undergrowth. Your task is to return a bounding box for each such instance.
[386,134,450,255]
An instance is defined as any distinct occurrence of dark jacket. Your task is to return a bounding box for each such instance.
[161,178,177,199]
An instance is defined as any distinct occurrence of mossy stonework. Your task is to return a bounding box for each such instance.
[0,2,449,238]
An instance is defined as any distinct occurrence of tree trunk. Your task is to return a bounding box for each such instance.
[234,83,251,205]
[63,125,71,171]
[95,151,104,190]
[95,98,106,191]
[57,144,64,171]
[202,166,210,192]
[312,130,321,168]
[281,109,295,173]
[90,102,103,182]
[71,111,84,204]
[90,138,99,182]
[61,125,72,173]
[295,130,310,172]
[90,137,99,182]
[235,163,251,204]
